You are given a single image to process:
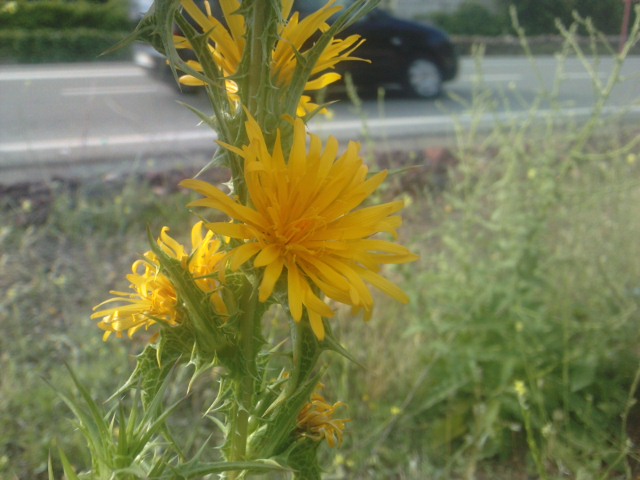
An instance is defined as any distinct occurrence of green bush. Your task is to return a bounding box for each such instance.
[428,0,632,37]
[0,0,131,31]
[428,1,509,36]
[495,0,628,35]
[0,28,130,63]
[0,0,132,63]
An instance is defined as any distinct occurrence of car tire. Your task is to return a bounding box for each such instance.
[405,57,443,99]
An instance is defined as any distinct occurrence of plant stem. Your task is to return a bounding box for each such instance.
[228,279,259,479]
[245,0,270,121]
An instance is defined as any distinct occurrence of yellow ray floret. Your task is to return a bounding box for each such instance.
[181,115,418,340]
[91,222,227,341]
[177,0,365,116]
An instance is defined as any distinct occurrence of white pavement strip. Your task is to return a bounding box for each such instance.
[61,85,166,96]
[314,105,640,133]
[458,71,606,83]
[2,105,639,160]
[0,66,145,81]
[0,131,214,155]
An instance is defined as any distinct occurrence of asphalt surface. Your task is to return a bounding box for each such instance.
[1,55,639,183]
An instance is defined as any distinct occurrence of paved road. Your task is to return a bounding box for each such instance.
[1,56,639,182]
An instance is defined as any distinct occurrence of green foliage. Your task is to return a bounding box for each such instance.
[0,0,131,62]
[0,0,131,30]
[496,0,628,35]
[323,10,640,479]
[0,28,130,63]
[0,179,194,479]
[429,0,632,37]
[429,1,509,36]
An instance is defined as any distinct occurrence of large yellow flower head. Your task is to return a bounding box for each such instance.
[177,0,364,116]
[181,115,418,340]
[92,222,226,341]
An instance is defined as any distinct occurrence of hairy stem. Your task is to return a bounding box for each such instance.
[227,280,259,479]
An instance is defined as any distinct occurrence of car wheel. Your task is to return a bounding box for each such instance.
[405,57,443,98]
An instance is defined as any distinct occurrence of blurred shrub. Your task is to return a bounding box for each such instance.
[428,1,509,36]
[496,0,628,35]
[0,0,131,62]
[0,28,130,62]
[427,0,630,37]
[0,0,130,30]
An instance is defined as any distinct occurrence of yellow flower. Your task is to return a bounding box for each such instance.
[181,115,418,340]
[297,389,350,448]
[514,380,528,399]
[91,222,226,341]
[177,0,364,116]
[390,405,402,416]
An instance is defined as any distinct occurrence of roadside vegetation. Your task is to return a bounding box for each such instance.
[0,0,637,64]
[0,0,132,62]
[427,0,629,37]
[1,10,640,480]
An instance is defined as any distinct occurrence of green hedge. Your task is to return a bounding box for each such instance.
[429,2,508,36]
[496,0,627,35]
[428,0,630,36]
[0,0,131,31]
[0,28,131,63]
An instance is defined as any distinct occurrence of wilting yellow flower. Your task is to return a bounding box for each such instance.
[181,115,418,340]
[91,222,226,341]
[297,389,350,448]
[177,0,364,116]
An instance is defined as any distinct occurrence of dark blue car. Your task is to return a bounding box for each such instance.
[296,0,458,98]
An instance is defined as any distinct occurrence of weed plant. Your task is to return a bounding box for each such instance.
[323,11,640,480]
[0,179,195,478]
[1,10,640,480]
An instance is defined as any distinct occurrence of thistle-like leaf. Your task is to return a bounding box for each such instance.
[102,0,181,70]
[163,458,288,479]
[319,318,365,369]
[56,447,82,480]
[287,439,322,480]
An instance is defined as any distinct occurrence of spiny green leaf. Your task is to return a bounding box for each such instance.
[57,446,82,480]
[109,341,184,410]
[47,452,55,480]
[288,439,322,480]
[49,365,114,465]
[248,371,322,459]
[163,458,288,479]
[319,319,364,369]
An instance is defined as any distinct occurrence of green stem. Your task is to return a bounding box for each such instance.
[289,315,321,394]
[228,280,259,479]
[518,395,548,480]
[244,1,270,120]
[234,0,275,205]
